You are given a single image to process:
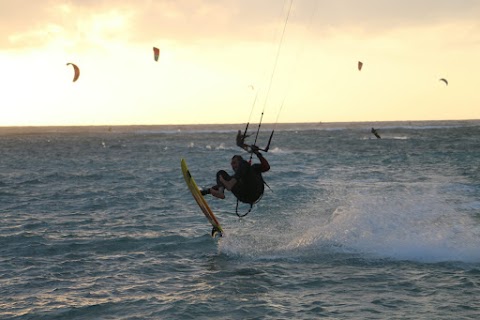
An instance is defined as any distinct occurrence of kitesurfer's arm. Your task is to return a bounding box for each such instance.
[254,150,270,172]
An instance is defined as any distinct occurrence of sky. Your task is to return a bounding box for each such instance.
[1,0,480,126]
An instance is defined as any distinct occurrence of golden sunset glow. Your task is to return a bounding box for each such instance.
[1,1,479,126]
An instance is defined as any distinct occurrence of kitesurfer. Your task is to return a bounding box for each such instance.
[201,145,270,205]
[371,127,381,139]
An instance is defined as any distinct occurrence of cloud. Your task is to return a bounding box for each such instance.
[2,0,480,50]
[0,0,135,49]
[0,1,237,49]
[312,0,480,28]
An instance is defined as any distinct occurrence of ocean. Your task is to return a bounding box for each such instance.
[1,120,479,319]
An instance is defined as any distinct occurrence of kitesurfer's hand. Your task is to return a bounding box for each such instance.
[236,130,244,147]
[250,145,261,155]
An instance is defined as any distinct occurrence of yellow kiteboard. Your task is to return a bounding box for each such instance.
[181,158,223,237]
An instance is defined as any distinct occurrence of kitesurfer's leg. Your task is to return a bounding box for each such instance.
[201,186,224,198]
[210,186,225,199]
[201,170,229,198]
[201,185,224,198]
[216,170,231,185]
[210,170,231,199]
[200,171,230,199]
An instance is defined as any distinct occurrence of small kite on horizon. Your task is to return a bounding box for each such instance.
[439,78,448,86]
[66,63,80,82]
[153,47,160,62]
[358,61,363,71]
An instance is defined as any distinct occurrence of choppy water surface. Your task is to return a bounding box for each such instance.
[1,121,479,319]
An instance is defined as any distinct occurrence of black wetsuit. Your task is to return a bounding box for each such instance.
[216,155,269,204]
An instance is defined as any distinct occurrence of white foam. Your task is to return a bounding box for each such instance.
[220,182,480,263]
[291,186,480,263]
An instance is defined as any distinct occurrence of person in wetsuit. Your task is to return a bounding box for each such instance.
[201,147,270,205]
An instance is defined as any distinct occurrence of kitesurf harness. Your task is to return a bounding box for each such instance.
[235,193,264,218]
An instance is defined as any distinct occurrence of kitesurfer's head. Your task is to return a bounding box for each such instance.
[231,155,244,172]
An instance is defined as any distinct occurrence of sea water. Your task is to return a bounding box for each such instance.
[0,120,479,319]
